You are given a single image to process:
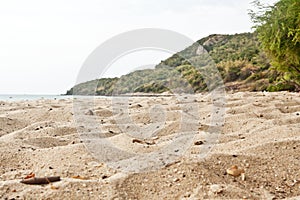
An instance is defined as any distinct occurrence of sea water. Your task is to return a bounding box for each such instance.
[0,94,72,101]
[0,94,115,101]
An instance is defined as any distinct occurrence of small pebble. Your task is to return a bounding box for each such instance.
[173,178,180,182]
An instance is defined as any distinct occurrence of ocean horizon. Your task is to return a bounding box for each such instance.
[0,94,72,101]
[0,94,122,101]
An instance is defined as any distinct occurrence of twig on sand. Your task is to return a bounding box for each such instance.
[20,176,61,185]
[164,160,181,168]
[132,138,155,145]
[72,175,89,180]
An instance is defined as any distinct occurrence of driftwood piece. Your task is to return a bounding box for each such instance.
[20,176,61,185]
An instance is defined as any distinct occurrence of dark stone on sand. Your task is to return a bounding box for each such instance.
[85,110,94,115]
[194,141,204,145]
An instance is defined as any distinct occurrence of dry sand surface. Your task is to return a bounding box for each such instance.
[0,92,300,199]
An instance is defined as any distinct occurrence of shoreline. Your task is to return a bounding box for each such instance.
[1,90,299,102]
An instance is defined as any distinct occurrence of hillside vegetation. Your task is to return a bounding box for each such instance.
[67,32,295,96]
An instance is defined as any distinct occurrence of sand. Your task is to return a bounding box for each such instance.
[0,92,299,199]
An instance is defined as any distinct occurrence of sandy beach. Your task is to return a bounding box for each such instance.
[0,92,300,199]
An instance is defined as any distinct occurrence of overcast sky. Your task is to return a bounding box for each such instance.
[0,0,278,94]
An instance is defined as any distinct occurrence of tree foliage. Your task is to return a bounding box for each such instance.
[250,0,300,90]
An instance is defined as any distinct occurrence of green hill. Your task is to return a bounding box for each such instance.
[66,32,295,96]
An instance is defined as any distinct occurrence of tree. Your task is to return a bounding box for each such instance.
[249,0,300,90]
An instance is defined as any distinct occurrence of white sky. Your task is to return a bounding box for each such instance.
[0,0,278,94]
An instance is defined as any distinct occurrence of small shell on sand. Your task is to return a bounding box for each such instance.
[226,165,245,177]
